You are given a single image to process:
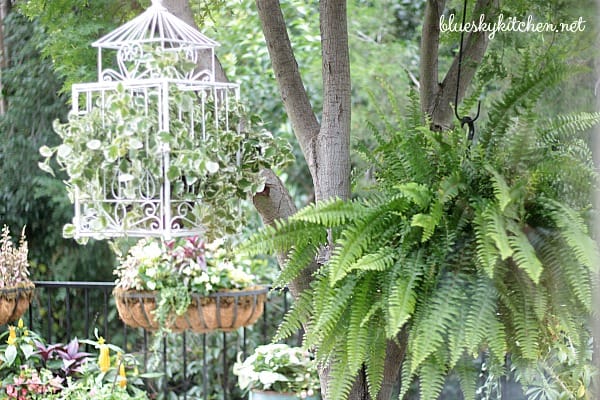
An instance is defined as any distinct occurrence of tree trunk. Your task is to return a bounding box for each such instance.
[0,0,11,115]
[162,0,228,82]
[420,0,498,130]
[315,0,351,202]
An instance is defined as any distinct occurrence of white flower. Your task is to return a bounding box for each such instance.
[145,241,163,259]
[229,268,252,285]
[210,275,220,285]
[205,238,224,252]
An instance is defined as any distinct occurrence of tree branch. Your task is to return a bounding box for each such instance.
[256,0,320,181]
[419,0,446,120]
[429,0,499,130]
[252,169,317,296]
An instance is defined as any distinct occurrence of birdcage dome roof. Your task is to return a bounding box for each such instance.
[92,0,219,51]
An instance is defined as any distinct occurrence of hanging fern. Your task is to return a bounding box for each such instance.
[242,53,600,400]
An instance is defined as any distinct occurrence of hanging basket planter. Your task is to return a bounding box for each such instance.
[113,286,268,333]
[0,283,35,326]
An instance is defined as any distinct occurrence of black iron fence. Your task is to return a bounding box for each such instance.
[2,281,296,400]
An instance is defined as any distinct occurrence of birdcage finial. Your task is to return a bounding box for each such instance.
[151,0,165,8]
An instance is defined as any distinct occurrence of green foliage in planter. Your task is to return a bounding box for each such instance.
[39,48,293,240]
[243,59,600,400]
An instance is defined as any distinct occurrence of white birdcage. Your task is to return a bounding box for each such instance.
[69,0,240,239]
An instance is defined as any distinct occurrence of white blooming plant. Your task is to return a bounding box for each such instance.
[114,236,258,328]
[233,344,320,398]
[0,225,31,290]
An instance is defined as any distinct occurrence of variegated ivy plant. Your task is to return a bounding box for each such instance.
[39,48,293,240]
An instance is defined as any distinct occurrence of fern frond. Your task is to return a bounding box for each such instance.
[438,172,466,203]
[292,197,367,227]
[507,222,543,284]
[399,356,414,400]
[405,88,422,131]
[385,256,422,338]
[544,199,600,271]
[474,206,500,277]
[326,349,356,400]
[273,289,314,341]
[455,356,479,400]
[486,165,513,213]
[540,112,600,142]
[242,218,326,255]
[365,326,387,399]
[481,203,513,260]
[446,301,468,370]
[418,355,446,400]
[410,212,438,243]
[484,63,565,144]
[497,267,540,360]
[464,273,498,357]
[346,276,374,377]
[395,182,432,209]
[328,205,395,286]
[305,277,358,349]
[347,247,396,274]
[486,316,508,368]
[409,273,466,374]
[275,241,321,288]
[536,229,592,312]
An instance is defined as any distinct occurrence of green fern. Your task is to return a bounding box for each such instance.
[455,356,479,400]
[464,273,498,357]
[365,326,387,399]
[243,53,599,400]
[385,254,422,338]
[418,355,447,400]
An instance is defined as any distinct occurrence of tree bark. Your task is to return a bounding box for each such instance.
[256,0,320,183]
[0,0,11,115]
[419,0,445,125]
[316,0,351,202]
[420,0,498,130]
[162,0,228,82]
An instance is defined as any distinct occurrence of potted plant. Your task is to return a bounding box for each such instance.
[233,343,320,400]
[242,77,600,397]
[113,236,268,333]
[0,225,34,326]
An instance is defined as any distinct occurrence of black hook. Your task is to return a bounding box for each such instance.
[454,0,481,144]
[458,101,481,142]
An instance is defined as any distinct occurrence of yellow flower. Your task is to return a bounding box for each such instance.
[17,319,23,329]
[98,337,110,372]
[7,326,16,345]
[119,363,127,388]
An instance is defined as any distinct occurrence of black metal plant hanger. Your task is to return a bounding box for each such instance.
[454,0,481,142]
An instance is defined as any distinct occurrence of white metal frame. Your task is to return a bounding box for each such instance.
[69,1,240,239]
